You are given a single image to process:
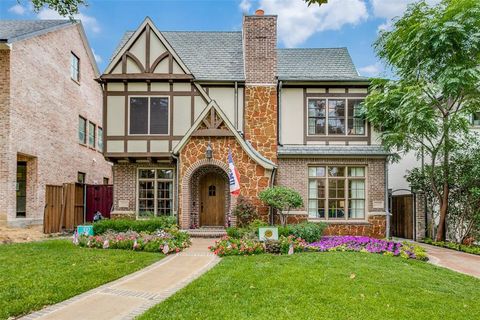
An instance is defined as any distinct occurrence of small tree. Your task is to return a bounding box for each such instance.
[259,186,303,227]
[232,196,258,227]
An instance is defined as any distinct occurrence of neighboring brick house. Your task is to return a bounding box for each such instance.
[0,20,112,227]
[100,11,389,237]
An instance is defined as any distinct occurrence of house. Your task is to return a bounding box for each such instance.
[100,11,389,237]
[0,20,112,227]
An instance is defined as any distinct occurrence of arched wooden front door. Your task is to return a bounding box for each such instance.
[199,173,225,226]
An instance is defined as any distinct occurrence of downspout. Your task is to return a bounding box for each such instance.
[172,153,180,227]
[385,159,390,239]
[278,81,283,145]
[269,167,277,225]
[234,81,238,129]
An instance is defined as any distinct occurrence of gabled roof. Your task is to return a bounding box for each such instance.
[110,30,244,81]
[0,20,73,43]
[277,48,368,81]
[173,100,276,170]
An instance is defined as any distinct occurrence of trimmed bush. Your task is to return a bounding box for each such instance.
[424,238,480,255]
[232,196,258,227]
[93,216,177,235]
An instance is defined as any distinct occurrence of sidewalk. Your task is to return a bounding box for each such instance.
[21,238,220,320]
[418,242,480,278]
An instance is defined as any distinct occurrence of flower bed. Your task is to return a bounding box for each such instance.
[74,228,191,254]
[423,238,480,255]
[310,236,428,260]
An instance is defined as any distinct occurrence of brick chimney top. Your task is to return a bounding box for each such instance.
[255,9,265,16]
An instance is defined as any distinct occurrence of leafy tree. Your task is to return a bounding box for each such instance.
[259,186,303,227]
[19,0,86,17]
[232,196,258,227]
[363,0,480,241]
[304,0,328,6]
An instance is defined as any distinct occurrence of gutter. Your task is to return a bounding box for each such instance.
[269,167,277,225]
[278,80,283,146]
[171,153,181,227]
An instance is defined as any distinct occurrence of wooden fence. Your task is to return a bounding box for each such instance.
[44,183,85,234]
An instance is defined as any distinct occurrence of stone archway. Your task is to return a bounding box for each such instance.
[181,159,236,229]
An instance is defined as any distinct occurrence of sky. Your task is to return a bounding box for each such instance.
[0,0,436,76]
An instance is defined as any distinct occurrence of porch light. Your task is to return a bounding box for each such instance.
[206,143,213,160]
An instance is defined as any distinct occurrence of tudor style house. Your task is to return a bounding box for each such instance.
[0,20,112,227]
[100,11,389,237]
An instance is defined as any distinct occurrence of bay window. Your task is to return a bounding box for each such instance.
[308,166,366,220]
[138,169,174,217]
[308,98,366,136]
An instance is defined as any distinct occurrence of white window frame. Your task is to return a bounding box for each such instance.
[71,52,80,82]
[307,97,367,137]
[307,165,368,221]
[136,167,175,219]
[128,96,170,136]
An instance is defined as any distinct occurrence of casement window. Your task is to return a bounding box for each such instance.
[308,166,366,220]
[78,116,86,144]
[472,112,480,127]
[129,97,169,135]
[97,127,103,152]
[88,121,96,148]
[77,172,86,184]
[308,98,366,136]
[138,169,174,217]
[71,53,80,81]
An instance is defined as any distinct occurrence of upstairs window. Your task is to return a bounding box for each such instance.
[71,53,80,82]
[129,97,169,135]
[472,112,480,127]
[78,116,86,144]
[308,98,366,136]
[77,172,86,184]
[98,127,103,152]
[88,121,96,148]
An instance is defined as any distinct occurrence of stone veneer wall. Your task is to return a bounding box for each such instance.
[276,157,387,238]
[1,25,112,227]
[179,136,272,229]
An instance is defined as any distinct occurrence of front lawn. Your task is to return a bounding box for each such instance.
[140,252,480,320]
[0,240,162,319]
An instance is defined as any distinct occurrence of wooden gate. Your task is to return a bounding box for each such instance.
[44,183,85,233]
[86,184,113,222]
[390,194,414,239]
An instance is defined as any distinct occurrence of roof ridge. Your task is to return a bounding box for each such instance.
[278,47,348,50]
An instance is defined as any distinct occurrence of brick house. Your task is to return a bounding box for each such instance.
[0,20,112,227]
[100,12,389,237]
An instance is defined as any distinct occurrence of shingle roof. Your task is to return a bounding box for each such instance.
[109,31,367,82]
[0,20,74,43]
[278,145,389,157]
[110,31,244,81]
[277,48,368,81]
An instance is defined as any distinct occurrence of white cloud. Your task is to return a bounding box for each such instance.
[8,4,27,15]
[92,49,102,64]
[260,0,368,47]
[371,0,441,31]
[37,8,101,33]
[358,62,383,77]
[239,0,253,13]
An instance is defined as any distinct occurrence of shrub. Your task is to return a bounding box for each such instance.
[75,228,191,254]
[278,235,310,254]
[93,216,177,235]
[259,186,303,226]
[232,196,258,227]
[424,238,480,255]
[208,236,265,256]
[226,219,268,239]
[288,222,327,243]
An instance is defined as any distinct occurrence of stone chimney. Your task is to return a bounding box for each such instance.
[242,10,278,163]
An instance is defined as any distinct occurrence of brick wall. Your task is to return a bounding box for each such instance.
[1,24,112,226]
[276,157,387,238]
[0,49,11,225]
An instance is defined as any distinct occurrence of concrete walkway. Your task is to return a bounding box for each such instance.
[22,238,220,320]
[419,243,480,278]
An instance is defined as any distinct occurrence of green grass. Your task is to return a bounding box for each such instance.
[0,240,163,319]
[140,252,480,320]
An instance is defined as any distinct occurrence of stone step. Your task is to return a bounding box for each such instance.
[185,228,227,238]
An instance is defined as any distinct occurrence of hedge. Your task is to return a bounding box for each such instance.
[93,216,177,235]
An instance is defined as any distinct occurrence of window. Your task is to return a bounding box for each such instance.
[308,166,366,220]
[129,97,169,135]
[208,185,216,196]
[103,177,109,184]
[348,100,366,135]
[16,162,27,218]
[138,169,174,217]
[78,116,86,144]
[71,53,79,81]
[98,127,103,152]
[308,98,366,136]
[77,172,86,184]
[88,122,96,148]
[472,112,480,127]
